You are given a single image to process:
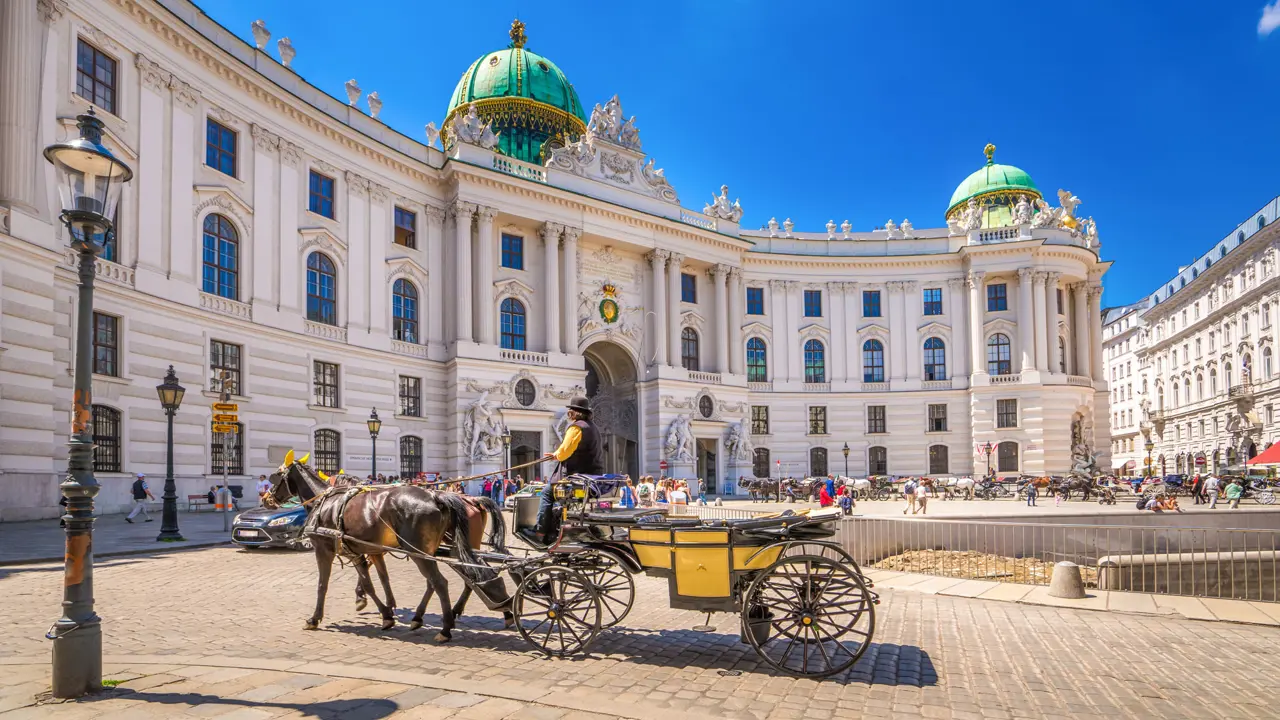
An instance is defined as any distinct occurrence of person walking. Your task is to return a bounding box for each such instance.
[126,473,154,523]
[1191,474,1204,505]
[1205,474,1221,509]
[916,481,930,515]
[620,477,637,509]
[637,475,655,507]
[1025,481,1038,507]
[837,486,854,515]
[902,477,918,515]
[1226,478,1243,509]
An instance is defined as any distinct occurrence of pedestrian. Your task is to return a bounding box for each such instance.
[1026,482,1038,507]
[637,475,655,507]
[126,473,154,523]
[825,474,836,501]
[838,486,854,515]
[902,477,917,515]
[916,481,930,515]
[818,484,833,507]
[1191,474,1204,504]
[620,477,637,509]
[1226,479,1243,509]
[1204,474,1221,509]
[256,474,272,500]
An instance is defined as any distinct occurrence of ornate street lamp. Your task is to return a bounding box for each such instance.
[842,442,850,477]
[1144,438,1155,478]
[155,366,185,542]
[501,430,513,478]
[44,109,134,699]
[982,441,995,478]
[367,408,382,480]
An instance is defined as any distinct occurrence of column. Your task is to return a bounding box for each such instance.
[903,281,921,381]
[843,282,859,381]
[728,268,744,375]
[666,253,684,367]
[475,206,497,346]
[828,282,845,381]
[167,76,200,283]
[968,271,986,376]
[345,172,370,332]
[426,205,446,348]
[544,223,564,354]
[887,282,906,382]
[1014,268,1035,372]
[1032,271,1048,371]
[0,0,40,212]
[368,185,389,337]
[1088,285,1105,380]
[249,126,278,306]
[561,226,580,354]
[1044,272,1062,373]
[712,264,729,373]
[947,277,968,378]
[452,201,476,343]
[1072,282,1089,377]
[134,55,168,273]
[785,281,801,380]
[769,279,789,380]
[277,142,301,312]
[36,1,63,223]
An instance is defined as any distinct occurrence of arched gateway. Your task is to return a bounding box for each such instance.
[582,341,639,478]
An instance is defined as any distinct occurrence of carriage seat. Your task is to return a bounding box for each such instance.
[581,507,670,525]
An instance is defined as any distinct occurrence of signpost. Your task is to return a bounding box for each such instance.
[212,372,237,531]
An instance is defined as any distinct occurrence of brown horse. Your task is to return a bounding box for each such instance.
[266,457,511,642]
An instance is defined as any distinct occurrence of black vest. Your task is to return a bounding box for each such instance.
[131,479,147,499]
[563,419,604,475]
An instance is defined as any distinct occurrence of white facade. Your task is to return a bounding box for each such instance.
[0,0,1111,519]
[1129,196,1280,476]
[1102,303,1147,475]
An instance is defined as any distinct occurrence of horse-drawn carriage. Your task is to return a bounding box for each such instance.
[267,456,879,679]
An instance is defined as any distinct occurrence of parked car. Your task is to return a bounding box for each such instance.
[504,483,545,510]
[231,502,309,550]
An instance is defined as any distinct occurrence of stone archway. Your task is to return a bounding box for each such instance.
[583,341,639,478]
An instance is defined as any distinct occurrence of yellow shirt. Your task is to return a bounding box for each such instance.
[551,425,582,462]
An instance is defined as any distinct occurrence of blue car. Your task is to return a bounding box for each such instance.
[231,502,310,550]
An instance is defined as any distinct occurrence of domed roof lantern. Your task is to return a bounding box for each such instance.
[946,143,1042,225]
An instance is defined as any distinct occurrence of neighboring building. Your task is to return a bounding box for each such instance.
[1132,196,1280,476]
[1102,301,1148,475]
[0,1,1111,519]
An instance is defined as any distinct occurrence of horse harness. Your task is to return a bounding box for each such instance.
[304,485,375,559]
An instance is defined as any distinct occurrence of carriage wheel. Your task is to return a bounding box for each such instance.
[741,554,874,678]
[567,551,635,627]
[1259,490,1276,506]
[513,565,602,657]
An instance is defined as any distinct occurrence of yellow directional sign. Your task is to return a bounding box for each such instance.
[212,414,239,423]
[211,423,239,434]
[212,403,239,412]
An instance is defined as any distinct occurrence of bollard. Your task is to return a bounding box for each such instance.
[1048,561,1086,599]
[714,497,723,507]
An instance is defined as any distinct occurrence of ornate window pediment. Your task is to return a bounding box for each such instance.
[859,322,890,339]
[983,317,1017,336]
[682,310,705,331]
[386,257,428,287]
[797,322,830,341]
[917,320,951,339]
[194,186,253,229]
[299,226,346,258]
[495,277,535,302]
[741,321,772,342]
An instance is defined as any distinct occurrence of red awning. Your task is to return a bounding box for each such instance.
[1246,443,1280,466]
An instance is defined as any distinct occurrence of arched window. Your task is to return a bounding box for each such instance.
[1264,347,1274,379]
[306,252,338,325]
[314,429,341,474]
[996,441,1019,473]
[1171,381,1179,407]
[400,436,423,475]
[681,328,700,371]
[1184,378,1191,403]
[862,339,885,382]
[1058,337,1067,374]
[1157,385,1165,410]
[746,338,768,382]
[1259,215,1267,230]
[809,447,828,476]
[1196,374,1204,400]
[1225,362,1233,387]
[987,333,1012,375]
[1237,231,1245,243]
[1210,368,1218,395]
[803,339,826,383]
[91,405,121,473]
[500,298,526,350]
[928,445,949,475]
[752,448,771,478]
[868,446,888,476]
[392,279,419,343]
[1220,245,1228,259]
[201,214,239,300]
[923,337,946,381]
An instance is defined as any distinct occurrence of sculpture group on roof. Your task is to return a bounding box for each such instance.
[450,104,499,151]
[703,185,744,223]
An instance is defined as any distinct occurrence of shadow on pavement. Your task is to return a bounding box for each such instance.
[0,557,146,581]
[70,687,398,718]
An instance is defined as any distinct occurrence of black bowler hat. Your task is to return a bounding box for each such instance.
[567,396,592,415]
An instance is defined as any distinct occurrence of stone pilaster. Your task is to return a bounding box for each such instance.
[561,226,580,354]
[543,223,564,354]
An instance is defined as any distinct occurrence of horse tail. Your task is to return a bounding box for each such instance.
[472,496,508,554]
[433,492,493,585]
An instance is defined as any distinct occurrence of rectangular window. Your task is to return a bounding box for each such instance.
[681,273,697,303]
[746,287,764,315]
[210,424,244,475]
[500,233,524,270]
[205,119,237,177]
[922,288,942,316]
[76,39,117,114]
[751,406,769,435]
[209,340,242,394]
[399,376,422,417]
[313,361,339,408]
[867,405,886,434]
[308,170,335,219]
[928,404,947,432]
[863,290,881,317]
[996,399,1018,428]
[92,312,118,377]
[394,207,417,248]
[807,406,827,435]
[803,289,823,317]
[1056,288,1064,314]
[987,283,1008,312]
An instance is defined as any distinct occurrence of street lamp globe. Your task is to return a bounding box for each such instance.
[367,408,381,438]
[155,365,185,413]
[842,442,850,458]
[44,109,133,248]
[1144,439,1155,453]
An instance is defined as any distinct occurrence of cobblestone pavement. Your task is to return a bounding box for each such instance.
[0,511,235,566]
[3,546,1280,719]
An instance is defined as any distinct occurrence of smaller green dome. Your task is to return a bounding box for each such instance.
[947,144,1040,215]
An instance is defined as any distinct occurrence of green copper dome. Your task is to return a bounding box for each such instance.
[444,20,587,164]
[947,144,1041,217]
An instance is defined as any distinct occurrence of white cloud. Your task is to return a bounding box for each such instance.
[1259,0,1280,36]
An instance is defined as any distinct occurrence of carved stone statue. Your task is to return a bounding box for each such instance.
[551,407,570,443]
[724,419,755,462]
[826,220,837,238]
[767,218,779,236]
[546,133,595,172]
[1057,189,1083,230]
[588,95,624,140]
[251,19,270,50]
[948,198,983,236]
[703,185,743,222]
[366,91,382,119]
[884,219,897,236]
[450,104,499,150]
[1068,414,1098,480]
[462,391,506,461]
[344,78,361,106]
[783,218,794,236]
[1031,198,1059,228]
[424,122,440,148]
[1013,194,1033,225]
[840,220,852,236]
[618,116,641,150]
[277,37,295,68]
[664,414,696,462]
[1082,216,1099,248]
[900,219,914,238]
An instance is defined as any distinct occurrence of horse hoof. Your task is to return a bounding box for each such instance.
[304,620,319,631]
[381,619,396,631]
[409,620,422,631]
[435,631,452,644]
[503,613,516,629]
[355,598,368,612]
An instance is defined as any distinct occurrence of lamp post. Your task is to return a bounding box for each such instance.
[842,442,850,477]
[501,431,512,489]
[155,366,186,542]
[982,441,994,478]
[1144,438,1155,478]
[367,408,381,480]
[44,109,134,698]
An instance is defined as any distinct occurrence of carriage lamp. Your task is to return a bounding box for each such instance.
[367,408,382,479]
[156,366,185,543]
[842,442,850,477]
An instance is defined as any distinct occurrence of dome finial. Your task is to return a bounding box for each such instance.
[509,18,527,48]
[984,143,996,165]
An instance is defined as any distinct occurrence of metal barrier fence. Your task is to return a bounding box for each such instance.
[665,503,767,521]
[841,517,1280,603]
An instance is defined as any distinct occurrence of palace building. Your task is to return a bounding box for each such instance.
[0,1,1111,519]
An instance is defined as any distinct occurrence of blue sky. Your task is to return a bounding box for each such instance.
[198,0,1280,308]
